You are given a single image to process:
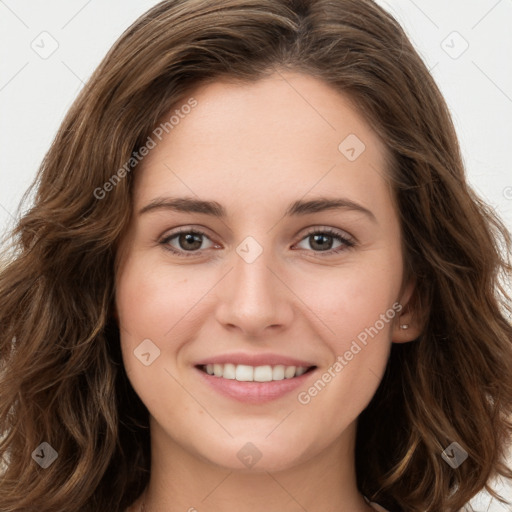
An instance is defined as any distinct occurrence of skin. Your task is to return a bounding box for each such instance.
[115,71,421,512]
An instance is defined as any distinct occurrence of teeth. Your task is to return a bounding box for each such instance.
[272,365,285,380]
[295,366,306,376]
[254,365,272,382]
[223,363,236,379]
[284,366,296,379]
[236,364,253,381]
[203,363,310,381]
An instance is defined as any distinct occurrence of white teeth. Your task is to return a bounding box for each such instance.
[295,366,306,376]
[235,364,253,381]
[202,363,311,381]
[223,363,236,379]
[284,366,296,379]
[272,365,285,380]
[254,365,272,382]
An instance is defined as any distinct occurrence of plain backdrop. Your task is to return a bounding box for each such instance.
[0,1,511,510]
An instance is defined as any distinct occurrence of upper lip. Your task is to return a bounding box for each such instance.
[195,352,316,368]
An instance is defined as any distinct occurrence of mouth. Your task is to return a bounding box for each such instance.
[196,363,317,382]
[194,362,318,403]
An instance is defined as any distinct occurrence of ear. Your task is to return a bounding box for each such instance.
[392,277,424,344]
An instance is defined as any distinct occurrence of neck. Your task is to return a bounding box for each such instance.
[134,417,375,512]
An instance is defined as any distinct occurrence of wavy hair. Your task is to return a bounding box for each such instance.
[1,0,511,510]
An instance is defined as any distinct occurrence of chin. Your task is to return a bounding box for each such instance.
[194,435,315,473]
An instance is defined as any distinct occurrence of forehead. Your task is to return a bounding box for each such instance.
[133,72,393,218]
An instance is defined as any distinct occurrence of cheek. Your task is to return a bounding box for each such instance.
[293,252,402,345]
[292,262,400,425]
[115,257,201,341]
[115,258,204,409]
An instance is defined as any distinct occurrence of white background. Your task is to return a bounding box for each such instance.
[0,1,511,510]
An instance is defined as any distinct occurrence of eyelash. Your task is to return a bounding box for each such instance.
[159,226,356,258]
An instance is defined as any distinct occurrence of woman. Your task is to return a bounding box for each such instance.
[1,1,511,511]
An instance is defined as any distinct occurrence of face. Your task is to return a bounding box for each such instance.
[114,71,417,472]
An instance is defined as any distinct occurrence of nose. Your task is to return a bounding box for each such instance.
[214,243,293,338]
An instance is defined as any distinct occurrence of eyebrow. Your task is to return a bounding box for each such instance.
[138,196,377,223]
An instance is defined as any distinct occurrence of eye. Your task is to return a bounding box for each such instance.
[159,228,216,257]
[293,227,356,256]
[159,226,356,258]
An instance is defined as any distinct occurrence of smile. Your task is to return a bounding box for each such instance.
[199,363,315,382]
[195,363,317,403]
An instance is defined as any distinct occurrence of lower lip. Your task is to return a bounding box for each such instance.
[195,366,316,404]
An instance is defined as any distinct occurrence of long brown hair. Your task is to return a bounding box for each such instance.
[1,1,511,510]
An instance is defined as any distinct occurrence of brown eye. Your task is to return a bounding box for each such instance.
[176,232,203,251]
[294,227,355,255]
[160,229,215,257]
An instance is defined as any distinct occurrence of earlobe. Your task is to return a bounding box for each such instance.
[392,315,422,343]
[392,277,424,343]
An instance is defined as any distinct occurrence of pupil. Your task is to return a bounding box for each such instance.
[312,234,331,251]
[181,233,202,250]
